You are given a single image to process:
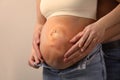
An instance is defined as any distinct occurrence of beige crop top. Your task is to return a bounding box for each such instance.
[40,0,98,20]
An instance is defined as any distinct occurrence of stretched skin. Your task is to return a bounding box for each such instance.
[40,16,95,69]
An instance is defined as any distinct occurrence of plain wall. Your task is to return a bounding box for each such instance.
[0,0,43,80]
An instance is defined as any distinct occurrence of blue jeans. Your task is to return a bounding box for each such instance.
[103,44,120,80]
[42,44,106,80]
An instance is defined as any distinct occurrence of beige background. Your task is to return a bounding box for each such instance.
[0,0,43,80]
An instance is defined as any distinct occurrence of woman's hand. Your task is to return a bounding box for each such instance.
[28,47,41,68]
[64,22,105,62]
[64,37,97,62]
[28,27,43,68]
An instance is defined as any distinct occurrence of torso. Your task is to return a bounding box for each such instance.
[40,16,95,69]
[39,0,96,69]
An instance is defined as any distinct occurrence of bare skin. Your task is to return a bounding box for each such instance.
[28,0,120,69]
[64,0,120,62]
[40,16,95,69]
[28,0,95,69]
[98,0,120,43]
[28,0,46,68]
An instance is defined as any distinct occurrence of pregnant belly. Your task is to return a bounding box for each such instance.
[40,16,95,69]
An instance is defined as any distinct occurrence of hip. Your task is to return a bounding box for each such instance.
[43,44,106,80]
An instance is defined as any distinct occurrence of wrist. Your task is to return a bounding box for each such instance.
[95,19,109,31]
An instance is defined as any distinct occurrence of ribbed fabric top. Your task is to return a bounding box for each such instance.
[40,0,98,20]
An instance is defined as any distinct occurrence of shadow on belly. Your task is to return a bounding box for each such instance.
[39,16,95,69]
[40,26,74,69]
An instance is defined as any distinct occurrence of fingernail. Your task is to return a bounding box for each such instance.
[34,62,38,66]
[36,63,42,67]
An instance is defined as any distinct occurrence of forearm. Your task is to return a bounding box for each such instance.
[102,23,120,43]
[97,4,120,30]
[34,0,46,33]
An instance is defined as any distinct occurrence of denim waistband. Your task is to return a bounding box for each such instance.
[35,44,102,72]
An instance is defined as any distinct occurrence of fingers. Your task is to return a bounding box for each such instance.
[64,50,82,63]
[33,39,41,58]
[70,32,83,43]
[33,42,43,62]
[28,58,39,69]
[28,49,41,69]
[64,41,79,58]
[78,30,90,48]
[32,32,43,61]
[80,33,94,52]
[64,31,88,60]
[64,36,97,64]
[84,37,97,54]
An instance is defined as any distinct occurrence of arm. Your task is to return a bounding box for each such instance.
[96,4,120,30]
[64,3,120,61]
[103,23,120,43]
[34,0,46,32]
[28,0,46,68]
[64,23,120,62]
[70,3,120,51]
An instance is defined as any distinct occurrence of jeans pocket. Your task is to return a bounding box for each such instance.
[60,47,106,80]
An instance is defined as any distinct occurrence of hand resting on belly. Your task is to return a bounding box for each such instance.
[40,16,95,69]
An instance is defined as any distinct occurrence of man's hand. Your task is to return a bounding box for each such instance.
[64,22,105,62]
[64,35,97,63]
